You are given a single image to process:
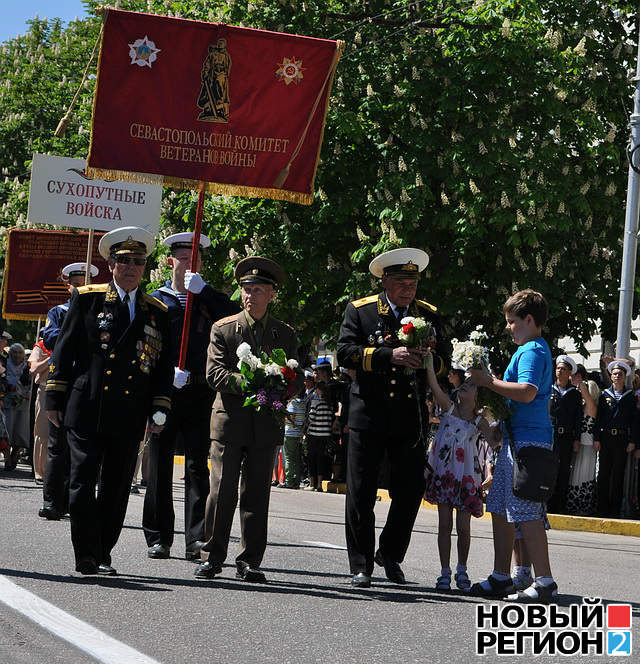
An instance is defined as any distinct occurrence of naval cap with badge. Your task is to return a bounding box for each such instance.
[235,256,286,289]
[369,247,429,279]
[555,354,577,375]
[607,360,631,376]
[162,231,211,252]
[98,226,155,260]
[61,262,99,280]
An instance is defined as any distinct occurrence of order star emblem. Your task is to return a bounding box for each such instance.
[128,36,160,68]
[276,57,304,85]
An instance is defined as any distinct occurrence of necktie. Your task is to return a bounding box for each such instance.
[253,319,264,348]
[396,307,405,321]
[122,292,131,323]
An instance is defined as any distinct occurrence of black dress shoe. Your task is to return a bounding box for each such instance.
[185,540,205,561]
[75,557,98,575]
[38,506,61,521]
[236,566,267,583]
[194,561,222,579]
[147,543,170,559]
[374,549,407,584]
[351,572,372,588]
[97,564,118,576]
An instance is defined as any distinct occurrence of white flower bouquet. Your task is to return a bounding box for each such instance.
[451,327,511,425]
[235,342,299,423]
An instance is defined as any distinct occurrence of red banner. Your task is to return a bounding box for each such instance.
[87,9,343,205]
[2,229,110,321]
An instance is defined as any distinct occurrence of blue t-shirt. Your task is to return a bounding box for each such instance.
[503,337,553,444]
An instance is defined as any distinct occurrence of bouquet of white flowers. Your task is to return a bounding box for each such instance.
[235,342,299,424]
[398,316,436,370]
[451,327,511,426]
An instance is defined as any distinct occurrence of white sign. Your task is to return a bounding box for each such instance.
[27,153,162,234]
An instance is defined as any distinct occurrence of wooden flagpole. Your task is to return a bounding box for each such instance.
[177,182,206,370]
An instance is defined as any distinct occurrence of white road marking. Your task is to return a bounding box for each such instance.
[303,540,348,550]
[0,575,162,664]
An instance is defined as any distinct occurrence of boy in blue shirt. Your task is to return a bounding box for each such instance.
[469,289,558,603]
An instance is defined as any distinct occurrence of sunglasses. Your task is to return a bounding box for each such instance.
[115,255,146,266]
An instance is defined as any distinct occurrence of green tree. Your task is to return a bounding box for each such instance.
[1,0,639,359]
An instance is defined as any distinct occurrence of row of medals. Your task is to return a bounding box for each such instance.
[97,311,162,374]
[139,323,162,374]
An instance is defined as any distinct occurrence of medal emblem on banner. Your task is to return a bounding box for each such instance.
[128,36,160,68]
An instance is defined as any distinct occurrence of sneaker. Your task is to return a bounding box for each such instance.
[505,581,558,604]
[513,573,534,591]
[469,574,515,598]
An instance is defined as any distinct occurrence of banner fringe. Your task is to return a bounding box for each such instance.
[84,167,314,205]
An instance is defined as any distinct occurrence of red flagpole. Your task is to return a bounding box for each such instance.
[177,182,206,370]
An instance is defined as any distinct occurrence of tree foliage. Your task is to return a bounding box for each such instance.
[1,0,639,359]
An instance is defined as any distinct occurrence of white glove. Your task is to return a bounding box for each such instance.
[173,367,190,389]
[184,270,205,294]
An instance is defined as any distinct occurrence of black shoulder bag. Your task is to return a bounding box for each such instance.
[509,437,558,503]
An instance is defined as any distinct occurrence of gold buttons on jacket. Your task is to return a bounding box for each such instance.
[131,360,136,365]
[109,354,115,359]
[407,393,413,398]
[106,370,112,375]
[124,390,129,395]
[390,392,395,397]
[391,379,396,384]
[104,386,109,391]
[128,375,132,380]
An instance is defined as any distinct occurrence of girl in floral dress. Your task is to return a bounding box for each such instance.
[424,352,500,591]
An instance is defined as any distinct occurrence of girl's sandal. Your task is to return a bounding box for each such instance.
[455,570,471,591]
[435,574,451,591]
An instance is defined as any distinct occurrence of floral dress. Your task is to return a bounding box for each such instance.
[424,406,485,517]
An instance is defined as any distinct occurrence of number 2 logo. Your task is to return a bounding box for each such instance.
[607,631,632,656]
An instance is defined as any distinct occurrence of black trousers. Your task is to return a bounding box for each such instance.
[143,384,213,549]
[547,431,574,514]
[42,420,70,513]
[306,434,329,485]
[201,439,274,570]
[345,428,426,575]
[67,428,140,566]
[597,434,628,517]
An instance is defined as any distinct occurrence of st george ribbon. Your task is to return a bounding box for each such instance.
[87,8,343,205]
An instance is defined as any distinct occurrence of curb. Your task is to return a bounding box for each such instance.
[173,456,640,538]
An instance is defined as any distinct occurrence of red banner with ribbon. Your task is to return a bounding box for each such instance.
[1,229,110,321]
[87,9,343,205]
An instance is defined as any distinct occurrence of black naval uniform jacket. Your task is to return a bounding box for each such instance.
[151,281,240,378]
[549,384,583,441]
[337,291,449,439]
[45,282,173,441]
[594,388,637,447]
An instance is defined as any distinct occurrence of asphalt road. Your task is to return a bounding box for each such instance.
[1,461,639,664]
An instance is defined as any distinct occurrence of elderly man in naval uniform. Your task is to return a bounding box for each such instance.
[337,247,449,588]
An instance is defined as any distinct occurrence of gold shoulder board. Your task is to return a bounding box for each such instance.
[352,294,378,309]
[142,293,169,312]
[215,313,240,326]
[416,299,437,313]
[76,283,109,295]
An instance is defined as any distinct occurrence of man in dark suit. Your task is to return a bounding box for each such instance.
[337,248,449,588]
[46,227,172,576]
[195,256,301,583]
[39,262,99,521]
[143,232,239,562]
